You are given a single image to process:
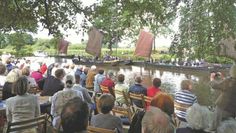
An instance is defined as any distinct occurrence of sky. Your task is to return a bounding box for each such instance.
[33,0,179,48]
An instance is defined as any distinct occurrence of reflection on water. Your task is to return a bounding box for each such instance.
[25,57,225,106]
[99,65,227,106]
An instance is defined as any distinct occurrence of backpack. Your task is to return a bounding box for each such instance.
[128,110,145,133]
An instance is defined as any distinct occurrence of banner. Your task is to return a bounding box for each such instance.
[58,39,69,54]
[134,30,154,58]
[86,27,104,57]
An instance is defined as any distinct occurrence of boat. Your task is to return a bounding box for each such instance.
[33,51,48,57]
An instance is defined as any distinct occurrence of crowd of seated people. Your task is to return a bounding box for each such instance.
[0,57,236,133]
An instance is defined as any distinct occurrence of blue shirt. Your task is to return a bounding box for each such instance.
[129,83,147,108]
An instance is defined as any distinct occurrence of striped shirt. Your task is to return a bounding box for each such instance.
[174,90,197,120]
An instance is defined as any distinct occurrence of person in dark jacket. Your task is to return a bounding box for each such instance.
[2,69,20,100]
[129,76,147,108]
[41,69,65,96]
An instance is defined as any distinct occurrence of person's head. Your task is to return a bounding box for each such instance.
[117,74,125,83]
[83,67,89,74]
[153,78,161,88]
[107,71,114,78]
[181,79,193,90]
[55,69,65,79]
[135,76,142,84]
[54,63,59,68]
[98,94,115,114]
[98,69,104,75]
[75,74,80,84]
[150,92,174,116]
[70,64,75,70]
[13,76,29,95]
[61,97,89,133]
[6,68,21,83]
[229,64,236,78]
[91,65,96,71]
[186,103,212,130]
[21,67,30,76]
[65,75,74,88]
[142,107,175,133]
[217,118,236,133]
[0,63,6,75]
[6,59,11,64]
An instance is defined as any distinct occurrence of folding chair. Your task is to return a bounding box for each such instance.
[144,95,152,107]
[100,85,115,98]
[6,114,47,133]
[114,90,129,107]
[88,126,117,133]
[128,92,146,109]
[112,106,132,124]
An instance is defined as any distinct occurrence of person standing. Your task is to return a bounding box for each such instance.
[209,64,236,130]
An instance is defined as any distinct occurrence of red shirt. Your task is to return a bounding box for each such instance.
[101,77,115,93]
[40,64,47,74]
[147,86,161,97]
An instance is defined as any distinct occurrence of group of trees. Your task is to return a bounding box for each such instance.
[0,0,236,60]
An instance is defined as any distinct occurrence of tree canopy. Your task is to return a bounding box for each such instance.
[0,0,92,34]
[0,0,236,59]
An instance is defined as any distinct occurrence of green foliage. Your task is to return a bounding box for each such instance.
[7,32,32,56]
[205,55,233,64]
[90,0,177,50]
[0,0,91,35]
[170,0,236,60]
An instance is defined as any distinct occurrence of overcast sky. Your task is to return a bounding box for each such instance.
[33,0,179,48]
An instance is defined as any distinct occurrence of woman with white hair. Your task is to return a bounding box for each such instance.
[176,103,212,133]
[51,74,83,129]
[217,118,236,133]
[2,68,21,100]
[142,106,175,133]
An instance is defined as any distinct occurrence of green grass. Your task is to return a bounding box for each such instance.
[0,44,171,61]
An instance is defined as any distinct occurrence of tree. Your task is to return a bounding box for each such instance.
[170,0,236,59]
[90,0,177,51]
[7,32,34,56]
[0,0,92,35]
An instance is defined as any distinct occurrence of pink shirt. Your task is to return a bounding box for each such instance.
[31,71,43,83]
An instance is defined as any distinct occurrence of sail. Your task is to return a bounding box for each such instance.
[86,27,104,57]
[134,30,154,58]
[58,39,69,54]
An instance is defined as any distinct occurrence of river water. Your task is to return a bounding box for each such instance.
[27,57,228,106]
[98,65,228,106]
